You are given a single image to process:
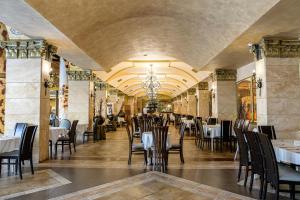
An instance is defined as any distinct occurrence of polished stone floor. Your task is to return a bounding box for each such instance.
[0,125,288,199]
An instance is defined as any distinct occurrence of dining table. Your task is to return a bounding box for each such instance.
[0,135,21,154]
[142,131,172,165]
[49,127,68,144]
[203,124,221,151]
[272,139,300,166]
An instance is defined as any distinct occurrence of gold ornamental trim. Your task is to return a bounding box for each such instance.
[198,82,208,90]
[0,39,57,61]
[67,70,92,81]
[211,69,236,81]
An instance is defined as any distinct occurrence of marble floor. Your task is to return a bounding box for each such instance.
[0,125,288,199]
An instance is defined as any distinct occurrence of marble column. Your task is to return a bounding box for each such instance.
[58,57,68,119]
[94,82,107,118]
[187,88,197,116]
[197,82,210,118]
[0,22,9,134]
[181,93,188,115]
[252,38,300,135]
[211,69,237,121]
[3,39,56,162]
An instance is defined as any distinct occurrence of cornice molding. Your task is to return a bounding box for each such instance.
[0,39,57,61]
[211,69,236,81]
[250,38,300,60]
[67,70,92,81]
[198,82,208,90]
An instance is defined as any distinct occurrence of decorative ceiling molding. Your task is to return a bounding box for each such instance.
[67,70,92,81]
[198,82,208,90]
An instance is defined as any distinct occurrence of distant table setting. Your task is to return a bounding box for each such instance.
[203,124,221,151]
[0,135,20,154]
[142,132,171,150]
[49,127,68,143]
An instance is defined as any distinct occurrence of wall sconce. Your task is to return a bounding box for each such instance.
[211,85,216,99]
[253,71,263,96]
[44,78,53,95]
[184,97,188,102]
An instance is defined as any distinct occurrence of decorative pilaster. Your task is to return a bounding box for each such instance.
[197,82,209,118]
[0,22,9,134]
[211,69,237,81]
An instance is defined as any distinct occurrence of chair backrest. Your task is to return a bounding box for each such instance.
[53,118,59,127]
[152,126,169,158]
[257,133,279,185]
[242,119,250,132]
[19,125,37,160]
[162,118,169,127]
[221,120,232,140]
[179,123,186,145]
[139,117,152,133]
[234,127,250,166]
[237,119,244,129]
[233,118,240,129]
[244,131,264,175]
[196,119,205,139]
[60,119,71,130]
[187,115,193,120]
[258,125,276,140]
[207,117,217,125]
[93,118,100,134]
[132,116,139,132]
[126,124,133,145]
[69,120,79,142]
[14,123,28,137]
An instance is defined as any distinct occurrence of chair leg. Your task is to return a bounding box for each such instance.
[30,158,34,175]
[0,158,2,176]
[128,151,132,165]
[73,142,76,152]
[244,166,249,187]
[69,142,72,155]
[62,141,64,153]
[144,150,147,165]
[8,158,10,176]
[263,181,268,200]
[237,165,242,182]
[289,184,295,200]
[50,141,52,159]
[15,158,18,175]
[82,135,85,144]
[249,171,254,192]
[180,148,184,163]
[259,176,264,199]
[55,142,58,157]
[18,158,22,180]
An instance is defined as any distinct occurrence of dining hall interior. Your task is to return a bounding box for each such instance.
[0,0,300,199]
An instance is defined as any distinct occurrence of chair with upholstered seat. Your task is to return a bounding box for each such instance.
[234,127,251,187]
[244,131,264,198]
[258,133,300,200]
[55,120,78,157]
[0,125,37,179]
[126,124,147,165]
[168,123,186,163]
[83,118,99,143]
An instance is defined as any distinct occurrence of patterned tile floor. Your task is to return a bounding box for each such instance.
[0,125,287,199]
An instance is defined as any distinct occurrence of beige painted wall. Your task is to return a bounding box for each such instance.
[67,80,90,125]
[256,57,300,135]
[5,58,50,162]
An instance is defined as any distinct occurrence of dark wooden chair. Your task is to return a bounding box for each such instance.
[0,125,37,179]
[242,119,250,133]
[207,117,217,125]
[195,119,210,149]
[234,127,251,187]
[152,125,169,172]
[258,125,276,139]
[244,131,264,198]
[83,118,99,143]
[258,133,300,200]
[55,120,78,156]
[215,120,233,152]
[139,117,152,134]
[125,123,147,165]
[168,123,186,163]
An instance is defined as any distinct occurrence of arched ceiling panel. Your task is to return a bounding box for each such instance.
[26,0,279,70]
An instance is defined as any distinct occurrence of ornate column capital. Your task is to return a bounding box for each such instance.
[67,70,92,81]
[187,88,196,95]
[0,39,57,61]
[250,38,300,60]
[198,82,208,90]
[211,69,236,81]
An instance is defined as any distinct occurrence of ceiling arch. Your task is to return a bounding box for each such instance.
[26,0,279,70]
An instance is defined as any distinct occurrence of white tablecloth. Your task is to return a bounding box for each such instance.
[182,119,194,129]
[272,139,300,165]
[0,135,20,153]
[203,124,221,151]
[142,132,171,150]
[49,127,68,143]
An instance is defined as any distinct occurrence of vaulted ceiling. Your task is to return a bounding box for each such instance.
[26,0,279,71]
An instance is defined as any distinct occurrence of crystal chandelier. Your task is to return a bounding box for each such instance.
[142,64,160,98]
